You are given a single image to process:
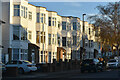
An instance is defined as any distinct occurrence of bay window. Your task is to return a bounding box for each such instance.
[29,11,32,20]
[52,34,55,44]
[41,13,46,23]
[28,31,32,40]
[41,51,43,63]
[37,13,40,23]
[21,49,28,60]
[13,26,20,40]
[13,49,19,60]
[62,22,66,30]
[48,17,51,26]
[21,28,27,40]
[36,31,40,43]
[14,5,20,16]
[48,34,51,45]
[73,22,77,30]
[21,6,23,17]
[73,36,77,45]
[52,18,55,26]
[62,37,66,46]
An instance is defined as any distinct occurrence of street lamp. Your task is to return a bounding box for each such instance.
[83,14,86,34]
[82,14,86,60]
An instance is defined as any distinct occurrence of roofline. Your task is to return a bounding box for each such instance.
[47,10,58,13]
[61,16,80,19]
[28,3,47,9]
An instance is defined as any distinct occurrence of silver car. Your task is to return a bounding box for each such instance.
[106,59,119,68]
[5,60,37,74]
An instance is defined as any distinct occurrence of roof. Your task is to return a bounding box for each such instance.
[61,16,80,19]
[47,10,58,13]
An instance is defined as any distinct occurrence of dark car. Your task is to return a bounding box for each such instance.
[80,59,103,73]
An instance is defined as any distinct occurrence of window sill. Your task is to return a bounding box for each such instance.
[13,16,20,17]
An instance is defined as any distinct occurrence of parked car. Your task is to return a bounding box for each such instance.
[114,56,120,68]
[5,60,37,74]
[0,62,6,73]
[106,59,119,69]
[80,59,103,73]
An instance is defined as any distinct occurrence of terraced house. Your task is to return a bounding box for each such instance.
[2,0,40,63]
[1,0,100,64]
[84,22,98,59]
[61,16,82,61]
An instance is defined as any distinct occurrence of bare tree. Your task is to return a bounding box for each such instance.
[88,2,120,57]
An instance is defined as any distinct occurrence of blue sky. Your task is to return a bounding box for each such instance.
[29,2,111,21]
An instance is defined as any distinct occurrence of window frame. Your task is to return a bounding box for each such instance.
[62,22,66,30]
[73,22,77,30]
[29,11,32,20]
[13,25,20,40]
[14,5,20,16]
[37,13,40,23]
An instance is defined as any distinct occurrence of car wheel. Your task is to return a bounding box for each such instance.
[18,68,24,74]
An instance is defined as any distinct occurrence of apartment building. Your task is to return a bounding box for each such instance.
[83,22,99,59]
[35,6,48,64]
[47,11,63,63]
[2,0,100,63]
[61,16,82,60]
[2,0,40,63]
[84,22,94,59]
[2,0,65,63]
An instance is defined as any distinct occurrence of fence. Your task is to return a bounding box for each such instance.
[36,59,81,72]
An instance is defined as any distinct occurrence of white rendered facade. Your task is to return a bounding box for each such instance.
[2,0,100,63]
[2,0,38,62]
[61,16,81,60]
[47,11,58,63]
[36,6,48,63]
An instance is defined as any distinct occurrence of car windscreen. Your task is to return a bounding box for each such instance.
[108,60,116,62]
[83,59,93,63]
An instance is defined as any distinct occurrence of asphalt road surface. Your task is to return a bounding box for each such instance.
[2,69,120,80]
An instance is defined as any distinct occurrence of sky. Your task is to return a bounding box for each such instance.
[29,2,115,21]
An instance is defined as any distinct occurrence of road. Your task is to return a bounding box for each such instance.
[2,69,120,80]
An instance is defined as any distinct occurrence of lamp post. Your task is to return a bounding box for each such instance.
[82,14,86,60]
[83,14,86,34]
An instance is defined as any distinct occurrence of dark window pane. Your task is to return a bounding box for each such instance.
[62,37,66,46]
[13,26,20,40]
[49,17,51,26]
[73,22,77,30]
[62,22,66,30]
